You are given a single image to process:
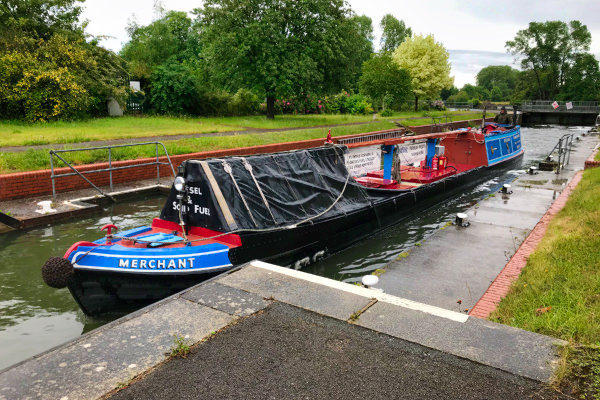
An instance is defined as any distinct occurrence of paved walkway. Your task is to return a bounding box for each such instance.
[0,262,567,400]
[377,133,598,317]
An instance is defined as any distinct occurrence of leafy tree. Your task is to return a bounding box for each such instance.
[440,86,458,101]
[0,0,130,121]
[476,66,519,93]
[121,10,200,80]
[331,14,374,93]
[359,53,411,110]
[149,59,203,115]
[446,90,469,104]
[558,53,600,101]
[506,20,592,99]
[462,84,489,101]
[0,0,83,40]
[195,0,372,119]
[392,34,453,111]
[379,14,411,53]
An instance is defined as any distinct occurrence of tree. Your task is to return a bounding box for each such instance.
[440,86,458,101]
[392,34,453,111]
[476,66,519,93]
[0,0,129,121]
[379,14,411,53]
[0,0,84,40]
[359,53,411,110]
[196,0,371,119]
[506,20,592,99]
[558,53,600,101]
[121,10,200,80]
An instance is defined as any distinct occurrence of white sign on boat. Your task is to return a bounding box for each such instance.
[397,142,427,165]
[344,145,381,177]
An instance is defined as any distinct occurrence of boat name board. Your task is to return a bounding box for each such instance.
[118,257,195,270]
[344,145,381,176]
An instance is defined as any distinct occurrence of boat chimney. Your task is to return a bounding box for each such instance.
[454,213,469,227]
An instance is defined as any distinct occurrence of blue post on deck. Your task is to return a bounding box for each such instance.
[426,139,437,168]
[382,145,394,180]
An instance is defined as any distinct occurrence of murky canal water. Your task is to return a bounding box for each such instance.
[0,125,589,370]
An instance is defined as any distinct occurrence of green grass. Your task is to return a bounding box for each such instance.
[396,112,488,127]
[0,112,487,148]
[490,167,600,397]
[0,114,378,147]
[0,120,395,173]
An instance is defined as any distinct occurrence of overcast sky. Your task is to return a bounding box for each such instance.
[80,0,600,88]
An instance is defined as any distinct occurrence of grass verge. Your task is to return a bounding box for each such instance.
[0,121,395,173]
[0,111,486,148]
[0,114,377,147]
[490,167,600,398]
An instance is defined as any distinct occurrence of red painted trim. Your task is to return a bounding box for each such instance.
[188,226,242,247]
[151,218,183,232]
[64,241,97,259]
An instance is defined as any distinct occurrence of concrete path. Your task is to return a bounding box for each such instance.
[0,261,566,400]
[378,133,598,314]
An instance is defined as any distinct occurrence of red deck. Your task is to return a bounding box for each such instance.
[105,219,242,250]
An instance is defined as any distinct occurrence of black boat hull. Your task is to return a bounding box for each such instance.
[67,152,523,315]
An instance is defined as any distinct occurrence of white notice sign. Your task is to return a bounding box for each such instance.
[344,145,381,177]
[397,142,427,165]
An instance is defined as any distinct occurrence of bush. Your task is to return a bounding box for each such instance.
[346,94,373,115]
[471,98,481,108]
[228,88,260,116]
[380,109,393,117]
[149,60,202,115]
[322,91,350,114]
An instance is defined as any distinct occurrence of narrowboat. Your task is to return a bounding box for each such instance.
[42,123,523,315]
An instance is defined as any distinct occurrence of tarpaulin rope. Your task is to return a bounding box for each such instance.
[223,161,258,228]
[241,157,277,224]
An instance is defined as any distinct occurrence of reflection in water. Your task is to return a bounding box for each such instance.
[0,125,585,370]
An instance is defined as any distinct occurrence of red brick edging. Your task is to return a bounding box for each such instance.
[469,171,584,319]
[584,143,600,169]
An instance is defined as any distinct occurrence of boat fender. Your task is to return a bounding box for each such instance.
[312,250,325,263]
[42,257,74,289]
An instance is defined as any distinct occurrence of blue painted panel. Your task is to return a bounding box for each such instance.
[512,132,522,151]
[486,128,522,165]
[500,136,513,156]
[68,242,232,274]
[486,139,502,161]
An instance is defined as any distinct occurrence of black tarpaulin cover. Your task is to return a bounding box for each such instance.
[159,145,373,232]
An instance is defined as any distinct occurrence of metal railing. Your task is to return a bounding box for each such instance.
[431,115,452,133]
[545,133,574,174]
[49,142,176,201]
[338,129,405,145]
[522,101,599,113]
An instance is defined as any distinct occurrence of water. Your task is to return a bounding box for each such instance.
[0,197,165,370]
[0,125,587,370]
